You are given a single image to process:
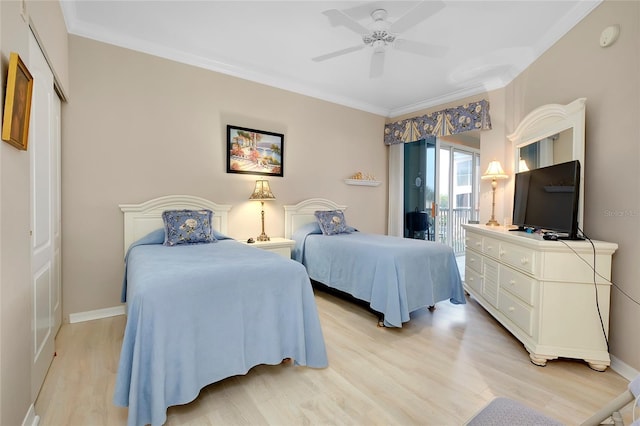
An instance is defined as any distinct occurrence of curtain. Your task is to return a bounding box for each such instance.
[384,99,491,145]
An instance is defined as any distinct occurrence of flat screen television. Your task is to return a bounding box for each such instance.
[512,160,581,240]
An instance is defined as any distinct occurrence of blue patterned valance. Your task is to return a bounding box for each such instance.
[384,99,491,145]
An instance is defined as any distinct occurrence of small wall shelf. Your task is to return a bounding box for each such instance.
[344,179,381,187]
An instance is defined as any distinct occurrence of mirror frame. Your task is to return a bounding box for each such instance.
[507,97,586,230]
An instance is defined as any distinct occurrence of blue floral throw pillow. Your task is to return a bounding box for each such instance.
[314,210,351,236]
[162,209,216,246]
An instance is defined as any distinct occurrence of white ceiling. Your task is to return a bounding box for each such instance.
[59,1,601,117]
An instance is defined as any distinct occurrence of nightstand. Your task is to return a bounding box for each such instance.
[242,237,295,259]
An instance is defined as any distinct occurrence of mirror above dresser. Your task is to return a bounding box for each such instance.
[507,98,586,229]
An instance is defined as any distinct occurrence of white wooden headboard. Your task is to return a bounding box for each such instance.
[283,198,347,239]
[119,195,232,254]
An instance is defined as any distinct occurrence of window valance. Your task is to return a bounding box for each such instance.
[384,99,491,145]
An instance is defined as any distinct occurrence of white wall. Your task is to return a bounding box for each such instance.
[62,35,388,318]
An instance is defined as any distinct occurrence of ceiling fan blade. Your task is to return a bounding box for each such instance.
[312,45,365,62]
[394,39,448,58]
[389,1,446,33]
[369,51,385,78]
[322,9,369,35]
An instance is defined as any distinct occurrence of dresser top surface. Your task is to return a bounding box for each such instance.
[462,224,618,253]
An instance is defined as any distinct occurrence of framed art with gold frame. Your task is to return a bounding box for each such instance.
[2,52,33,150]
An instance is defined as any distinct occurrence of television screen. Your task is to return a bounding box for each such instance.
[512,160,581,239]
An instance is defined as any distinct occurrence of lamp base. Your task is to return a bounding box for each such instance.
[256,233,270,242]
[485,219,501,226]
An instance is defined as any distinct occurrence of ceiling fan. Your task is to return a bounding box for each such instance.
[312,1,447,78]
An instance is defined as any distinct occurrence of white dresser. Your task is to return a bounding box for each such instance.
[462,224,618,371]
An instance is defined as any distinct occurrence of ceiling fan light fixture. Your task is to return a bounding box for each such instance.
[372,39,386,53]
[363,31,396,46]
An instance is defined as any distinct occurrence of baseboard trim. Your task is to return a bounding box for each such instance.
[22,404,38,426]
[68,305,125,324]
[611,355,639,381]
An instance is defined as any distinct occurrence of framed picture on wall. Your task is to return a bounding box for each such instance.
[226,125,284,177]
[2,52,34,151]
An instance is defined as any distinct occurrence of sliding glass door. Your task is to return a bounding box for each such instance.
[437,147,480,253]
[404,138,480,254]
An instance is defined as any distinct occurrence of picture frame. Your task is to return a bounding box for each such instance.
[226,125,284,177]
[2,52,34,151]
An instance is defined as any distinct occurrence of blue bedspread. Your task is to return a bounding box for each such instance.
[113,235,328,426]
[293,225,465,327]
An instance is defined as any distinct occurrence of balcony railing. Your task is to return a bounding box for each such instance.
[436,208,477,255]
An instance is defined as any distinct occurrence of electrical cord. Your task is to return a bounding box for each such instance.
[558,227,608,352]
[569,228,640,308]
[556,229,640,421]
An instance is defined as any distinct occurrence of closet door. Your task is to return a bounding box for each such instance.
[29,31,61,400]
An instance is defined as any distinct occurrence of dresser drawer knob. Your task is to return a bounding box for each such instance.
[508,306,515,312]
[521,257,529,265]
[509,280,516,286]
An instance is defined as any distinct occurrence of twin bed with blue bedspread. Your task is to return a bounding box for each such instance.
[113,196,327,426]
[284,198,465,328]
[113,195,465,425]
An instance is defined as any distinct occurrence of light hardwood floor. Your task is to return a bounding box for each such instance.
[35,289,633,425]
